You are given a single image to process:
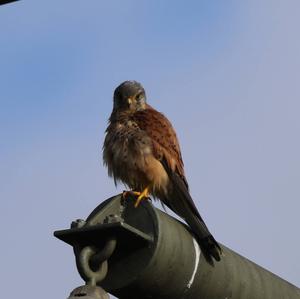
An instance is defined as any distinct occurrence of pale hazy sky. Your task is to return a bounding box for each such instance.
[1,1,299,298]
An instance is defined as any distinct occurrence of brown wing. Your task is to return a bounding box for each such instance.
[133,105,222,264]
[132,104,188,189]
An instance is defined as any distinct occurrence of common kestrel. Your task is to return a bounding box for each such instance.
[103,81,222,264]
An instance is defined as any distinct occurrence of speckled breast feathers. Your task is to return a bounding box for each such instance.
[103,105,185,198]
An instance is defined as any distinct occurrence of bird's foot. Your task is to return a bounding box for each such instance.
[122,190,141,199]
[134,187,150,208]
[122,188,150,207]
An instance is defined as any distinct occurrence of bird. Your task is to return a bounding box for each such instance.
[103,80,222,265]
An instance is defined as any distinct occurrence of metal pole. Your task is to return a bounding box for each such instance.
[55,195,300,299]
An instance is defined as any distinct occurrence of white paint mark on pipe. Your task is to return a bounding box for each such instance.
[187,238,201,288]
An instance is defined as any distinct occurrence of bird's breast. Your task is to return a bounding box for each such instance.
[103,120,169,194]
[103,121,152,184]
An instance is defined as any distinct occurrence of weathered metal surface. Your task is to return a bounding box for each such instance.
[67,285,109,299]
[55,194,300,299]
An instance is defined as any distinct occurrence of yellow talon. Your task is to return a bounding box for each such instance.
[122,190,141,199]
[134,187,149,208]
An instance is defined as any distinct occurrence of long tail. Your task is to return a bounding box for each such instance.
[164,171,222,265]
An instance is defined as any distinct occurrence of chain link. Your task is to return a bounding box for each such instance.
[75,237,117,286]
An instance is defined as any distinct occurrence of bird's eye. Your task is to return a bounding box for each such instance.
[136,93,143,101]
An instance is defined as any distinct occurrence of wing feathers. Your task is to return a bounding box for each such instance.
[133,105,222,264]
[163,166,222,264]
[133,104,186,182]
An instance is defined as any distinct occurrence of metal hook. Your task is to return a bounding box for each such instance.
[75,237,117,286]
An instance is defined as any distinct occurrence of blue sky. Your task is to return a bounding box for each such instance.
[1,1,299,298]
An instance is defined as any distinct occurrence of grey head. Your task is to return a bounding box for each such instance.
[113,80,147,112]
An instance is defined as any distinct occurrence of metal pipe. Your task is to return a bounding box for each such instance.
[54,195,300,299]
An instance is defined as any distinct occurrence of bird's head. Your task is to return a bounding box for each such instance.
[113,81,147,112]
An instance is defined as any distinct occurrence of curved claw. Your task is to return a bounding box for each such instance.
[122,190,141,199]
[134,187,150,208]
